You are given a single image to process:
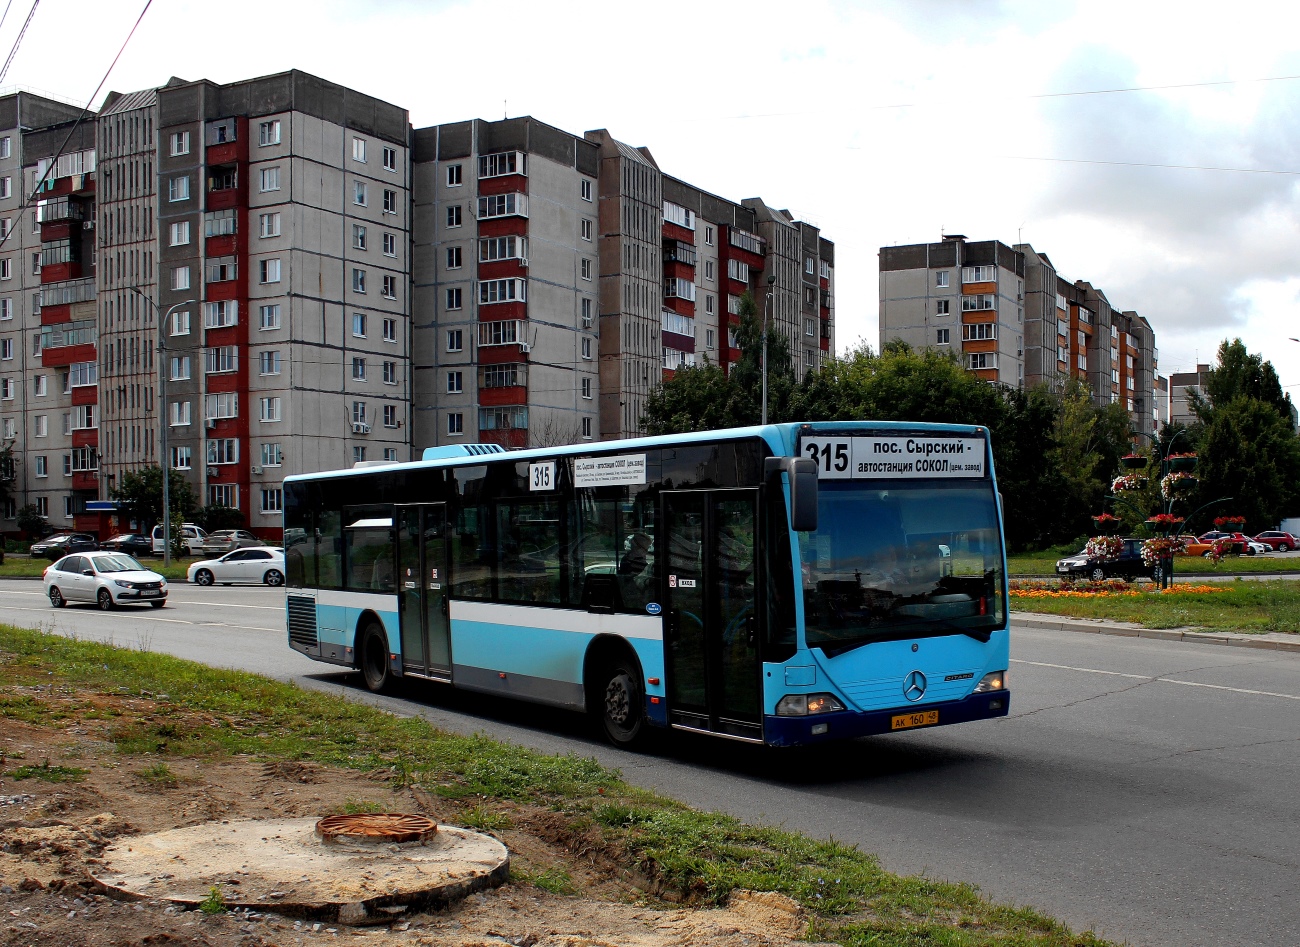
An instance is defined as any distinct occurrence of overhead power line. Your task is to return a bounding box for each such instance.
[0,0,37,86]
[999,154,1300,176]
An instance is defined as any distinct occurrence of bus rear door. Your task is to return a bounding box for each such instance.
[396,503,451,680]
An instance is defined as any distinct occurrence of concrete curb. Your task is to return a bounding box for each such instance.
[1014,612,1300,654]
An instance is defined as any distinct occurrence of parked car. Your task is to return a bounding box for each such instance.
[151,523,207,556]
[30,533,98,560]
[1197,531,1267,556]
[99,533,154,557]
[1253,531,1297,552]
[43,552,167,610]
[1056,538,1154,581]
[1174,534,1214,557]
[199,529,266,556]
[187,547,285,587]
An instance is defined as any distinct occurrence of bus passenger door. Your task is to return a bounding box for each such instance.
[397,504,451,679]
[663,490,762,741]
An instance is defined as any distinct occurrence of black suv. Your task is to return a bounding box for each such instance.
[1056,538,1154,581]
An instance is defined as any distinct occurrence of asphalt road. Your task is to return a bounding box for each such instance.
[2,579,1297,947]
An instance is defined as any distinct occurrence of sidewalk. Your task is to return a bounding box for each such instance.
[1014,611,1300,654]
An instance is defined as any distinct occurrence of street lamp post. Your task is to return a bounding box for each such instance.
[130,288,194,568]
[761,273,776,426]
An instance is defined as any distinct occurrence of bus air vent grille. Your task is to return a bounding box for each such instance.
[287,595,318,647]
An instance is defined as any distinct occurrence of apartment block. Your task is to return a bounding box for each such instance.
[879,235,1162,432]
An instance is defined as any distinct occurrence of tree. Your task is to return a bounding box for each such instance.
[111,466,198,532]
[1194,397,1300,532]
[194,504,245,532]
[0,444,14,515]
[1189,338,1294,425]
[16,504,50,540]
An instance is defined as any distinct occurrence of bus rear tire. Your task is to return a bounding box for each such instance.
[596,658,645,748]
[360,622,390,693]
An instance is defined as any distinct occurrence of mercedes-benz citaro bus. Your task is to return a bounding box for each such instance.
[282,422,1009,747]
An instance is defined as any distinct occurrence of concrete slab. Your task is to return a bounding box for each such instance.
[90,817,508,925]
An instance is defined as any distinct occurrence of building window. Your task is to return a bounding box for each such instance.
[382,232,396,256]
[704,260,714,281]
[260,166,281,191]
[259,258,281,283]
[352,446,366,464]
[261,489,283,514]
[168,176,189,201]
[582,417,592,439]
[352,224,367,250]
[966,352,996,370]
[663,202,696,230]
[383,404,398,428]
[383,360,397,384]
[259,212,281,238]
[936,328,951,345]
[383,189,397,214]
[352,313,367,337]
[446,204,462,227]
[351,402,367,425]
[961,294,995,311]
[580,178,592,201]
[383,318,397,342]
[446,164,462,187]
[0,136,10,158]
[581,377,592,400]
[479,278,526,304]
[32,374,46,397]
[169,221,190,246]
[706,328,715,349]
[382,275,396,299]
[0,298,9,320]
[805,256,815,275]
[259,120,281,146]
[447,329,462,352]
[169,355,191,380]
[352,137,366,163]
[62,496,74,519]
[447,371,463,393]
[383,447,398,462]
[204,346,238,374]
[726,259,749,282]
[35,456,47,477]
[259,351,282,375]
[0,260,8,281]
[936,299,950,315]
[479,235,526,262]
[261,443,283,467]
[447,413,463,435]
[208,484,237,508]
[171,266,190,290]
[207,438,238,465]
[259,397,282,422]
[205,392,238,420]
[447,246,462,269]
[352,356,366,380]
[704,225,714,246]
[580,258,592,281]
[352,268,366,293]
[581,218,592,241]
[446,287,462,310]
[206,256,237,282]
[172,445,191,469]
[479,152,525,178]
[383,147,397,172]
[935,271,949,288]
[353,180,367,205]
[478,193,526,219]
[581,337,592,360]
[33,415,47,437]
[259,304,281,330]
[581,297,593,328]
[35,496,48,516]
[0,378,10,400]
[705,295,715,314]
[961,265,997,283]
[170,401,191,426]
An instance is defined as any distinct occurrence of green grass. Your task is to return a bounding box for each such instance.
[136,761,179,786]
[0,556,201,583]
[8,760,88,782]
[0,624,1113,947]
[1008,550,1300,576]
[1012,579,1300,633]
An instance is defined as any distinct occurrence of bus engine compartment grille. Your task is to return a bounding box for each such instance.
[287,595,319,647]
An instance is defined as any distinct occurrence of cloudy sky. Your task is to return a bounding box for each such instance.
[7,0,1300,393]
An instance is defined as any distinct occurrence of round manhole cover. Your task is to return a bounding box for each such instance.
[315,813,438,844]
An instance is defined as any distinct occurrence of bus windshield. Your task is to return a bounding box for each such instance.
[798,480,1005,653]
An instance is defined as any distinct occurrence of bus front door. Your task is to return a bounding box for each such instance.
[397,504,451,679]
[663,490,762,741]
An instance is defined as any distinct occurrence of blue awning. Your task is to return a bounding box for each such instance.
[84,501,120,512]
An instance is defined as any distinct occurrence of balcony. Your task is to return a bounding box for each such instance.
[663,241,697,266]
[40,319,96,351]
[37,198,87,224]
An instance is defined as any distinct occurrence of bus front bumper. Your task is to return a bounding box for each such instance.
[763,689,1009,747]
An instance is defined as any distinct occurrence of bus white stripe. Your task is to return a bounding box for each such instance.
[451,600,663,641]
[315,589,399,610]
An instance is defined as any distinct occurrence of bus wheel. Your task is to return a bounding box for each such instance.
[597,658,645,748]
[360,622,390,693]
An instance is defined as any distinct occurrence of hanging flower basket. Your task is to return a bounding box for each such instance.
[1204,537,1237,564]
[1141,536,1186,566]
[1213,515,1246,529]
[1111,474,1148,493]
[1085,535,1124,561]
[1166,453,1198,472]
[1091,513,1122,534]
[1145,514,1185,531]
[1160,471,1197,499]
[1120,453,1149,470]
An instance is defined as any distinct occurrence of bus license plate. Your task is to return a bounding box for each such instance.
[891,710,938,730]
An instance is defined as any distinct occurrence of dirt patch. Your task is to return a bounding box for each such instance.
[1,719,829,946]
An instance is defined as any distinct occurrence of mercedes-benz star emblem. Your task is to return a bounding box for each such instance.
[903,670,927,702]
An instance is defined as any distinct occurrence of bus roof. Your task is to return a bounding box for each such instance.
[282,420,989,484]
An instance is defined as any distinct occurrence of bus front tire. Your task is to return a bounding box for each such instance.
[360,622,390,693]
[597,659,645,748]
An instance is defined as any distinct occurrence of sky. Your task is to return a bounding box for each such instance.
[4,0,1300,395]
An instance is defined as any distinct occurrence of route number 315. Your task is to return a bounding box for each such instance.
[529,461,556,491]
[804,438,850,475]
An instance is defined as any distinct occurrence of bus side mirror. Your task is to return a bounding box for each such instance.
[766,457,818,532]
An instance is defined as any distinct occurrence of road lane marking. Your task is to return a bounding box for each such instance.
[1011,658,1300,701]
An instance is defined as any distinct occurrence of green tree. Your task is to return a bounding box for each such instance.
[194,504,245,532]
[1189,338,1294,425]
[1194,397,1300,532]
[111,466,198,532]
[16,504,50,539]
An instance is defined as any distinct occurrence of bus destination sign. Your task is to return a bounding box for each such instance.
[574,453,648,488]
[801,436,985,480]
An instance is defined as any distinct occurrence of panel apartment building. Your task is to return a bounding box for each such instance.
[879,235,1160,433]
[411,116,834,449]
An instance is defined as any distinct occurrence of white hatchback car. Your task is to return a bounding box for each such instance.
[44,553,168,610]
[187,547,286,587]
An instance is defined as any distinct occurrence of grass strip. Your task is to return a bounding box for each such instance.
[0,557,198,582]
[0,624,1111,947]
[1011,579,1300,633]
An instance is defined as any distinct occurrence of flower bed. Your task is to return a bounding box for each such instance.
[1008,579,1227,599]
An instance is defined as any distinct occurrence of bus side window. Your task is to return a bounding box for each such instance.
[316,510,343,591]
[452,505,492,599]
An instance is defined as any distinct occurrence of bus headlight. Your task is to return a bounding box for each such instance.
[974,670,1007,692]
[775,693,845,716]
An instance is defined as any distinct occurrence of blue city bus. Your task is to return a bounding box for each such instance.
[282,422,1009,746]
